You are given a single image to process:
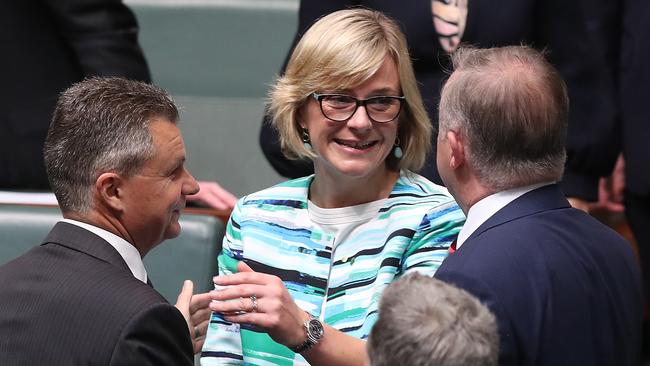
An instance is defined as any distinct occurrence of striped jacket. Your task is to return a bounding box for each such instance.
[201,171,465,365]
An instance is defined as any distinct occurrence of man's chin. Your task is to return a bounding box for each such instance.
[164,214,182,239]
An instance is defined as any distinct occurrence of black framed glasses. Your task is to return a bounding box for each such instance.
[311,93,405,123]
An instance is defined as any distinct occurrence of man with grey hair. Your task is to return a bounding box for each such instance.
[368,273,498,366]
[0,77,209,365]
[434,46,642,365]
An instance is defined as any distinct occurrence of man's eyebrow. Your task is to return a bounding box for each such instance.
[169,156,186,171]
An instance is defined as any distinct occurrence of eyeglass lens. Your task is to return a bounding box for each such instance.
[319,95,402,123]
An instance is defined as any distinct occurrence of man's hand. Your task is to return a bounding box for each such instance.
[589,155,626,214]
[187,181,237,210]
[567,197,590,213]
[175,280,213,354]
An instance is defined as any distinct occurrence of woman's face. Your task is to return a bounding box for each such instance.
[300,57,401,182]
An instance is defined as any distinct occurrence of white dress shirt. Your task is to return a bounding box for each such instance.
[456,182,553,250]
[61,219,148,283]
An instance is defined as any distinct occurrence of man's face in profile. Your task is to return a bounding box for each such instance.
[118,119,200,256]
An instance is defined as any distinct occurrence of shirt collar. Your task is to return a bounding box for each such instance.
[60,219,148,283]
[456,182,553,249]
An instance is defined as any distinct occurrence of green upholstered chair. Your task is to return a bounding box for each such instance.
[0,204,224,302]
[127,0,299,198]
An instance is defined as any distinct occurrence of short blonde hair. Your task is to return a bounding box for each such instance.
[268,8,431,171]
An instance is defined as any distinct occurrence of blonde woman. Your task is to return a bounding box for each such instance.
[201,9,464,366]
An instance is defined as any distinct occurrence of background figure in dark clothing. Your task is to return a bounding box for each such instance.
[619,0,650,358]
[259,0,620,206]
[0,0,150,190]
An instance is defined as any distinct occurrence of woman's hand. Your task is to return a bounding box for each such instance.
[187,181,238,210]
[209,262,309,348]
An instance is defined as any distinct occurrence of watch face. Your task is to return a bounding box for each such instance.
[307,319,324,340]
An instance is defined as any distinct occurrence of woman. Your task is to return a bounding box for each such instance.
[259,0,620,209]
[201,9,464,366]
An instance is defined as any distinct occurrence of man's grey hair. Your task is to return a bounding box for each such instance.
[44,77,179,213]
[439,45,569,191]
[368,273,499,366]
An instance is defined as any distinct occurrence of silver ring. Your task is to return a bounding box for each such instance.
[250,294,258,313]
[194,325,201,339]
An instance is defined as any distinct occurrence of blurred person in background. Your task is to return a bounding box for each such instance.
[0,0,237,210]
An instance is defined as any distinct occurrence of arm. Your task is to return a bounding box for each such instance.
[187,181,238,210]
[538,0,621,201]
[259,0,359,178]
[402,200,465,275]
[110,303,194,366]
[211,262,370,366]
[201,200,245,365]
[43,0,151,81]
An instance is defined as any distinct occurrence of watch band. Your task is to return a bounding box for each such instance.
[289,316,324,353]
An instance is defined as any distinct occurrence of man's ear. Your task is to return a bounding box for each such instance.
[95,172,125,212]
[447,130,465,170]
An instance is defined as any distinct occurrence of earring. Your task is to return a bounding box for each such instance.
[393,137,403,159]
[301,128,312,150]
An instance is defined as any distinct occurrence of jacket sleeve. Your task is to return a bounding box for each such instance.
[109,303,194,366]
[259,0,360,178]
[201,199,246,365]
[43,0,151,81]
[401,199,465,275]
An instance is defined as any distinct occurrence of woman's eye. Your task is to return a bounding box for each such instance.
[325,96,354,106]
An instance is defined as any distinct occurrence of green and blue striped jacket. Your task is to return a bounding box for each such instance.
[201,171,465,365]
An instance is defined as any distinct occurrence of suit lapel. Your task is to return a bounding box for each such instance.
[41,222,131,274]
[466,184,571,242]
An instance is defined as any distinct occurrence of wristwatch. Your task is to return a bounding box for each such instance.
[289,315,324,353]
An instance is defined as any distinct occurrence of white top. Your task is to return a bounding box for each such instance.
[456,182,553,249]
[308,199,387,248]
[61,219,148,283]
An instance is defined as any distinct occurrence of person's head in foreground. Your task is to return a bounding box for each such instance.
[436,45,568,211]
[270,7,431,205]
[44,76,200,256]
[369,273,498,366]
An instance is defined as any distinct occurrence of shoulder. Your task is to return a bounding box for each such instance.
[238,175,312,207]
[393,170,464,225]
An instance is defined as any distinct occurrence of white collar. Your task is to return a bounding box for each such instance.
[61,219,148,283]
[456,182,553,249]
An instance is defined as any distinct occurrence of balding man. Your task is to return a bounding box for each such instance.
[434,46,642,365]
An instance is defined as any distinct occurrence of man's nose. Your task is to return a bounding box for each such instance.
[183,168,200,195]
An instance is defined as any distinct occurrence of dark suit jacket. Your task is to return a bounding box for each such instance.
[435,185,642,365]
[259,0,619,200]
[0,0,150,190]
[620,0,650,196]
[0,222,193,366]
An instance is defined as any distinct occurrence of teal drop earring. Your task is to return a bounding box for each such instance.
[393,137,403,159]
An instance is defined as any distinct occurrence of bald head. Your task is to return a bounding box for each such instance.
[438,46,569,191]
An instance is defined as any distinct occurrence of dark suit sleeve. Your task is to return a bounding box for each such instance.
[42,0,151,81]
[109,303,194,366]
[536,0,620,200]
[259,0,360,178]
